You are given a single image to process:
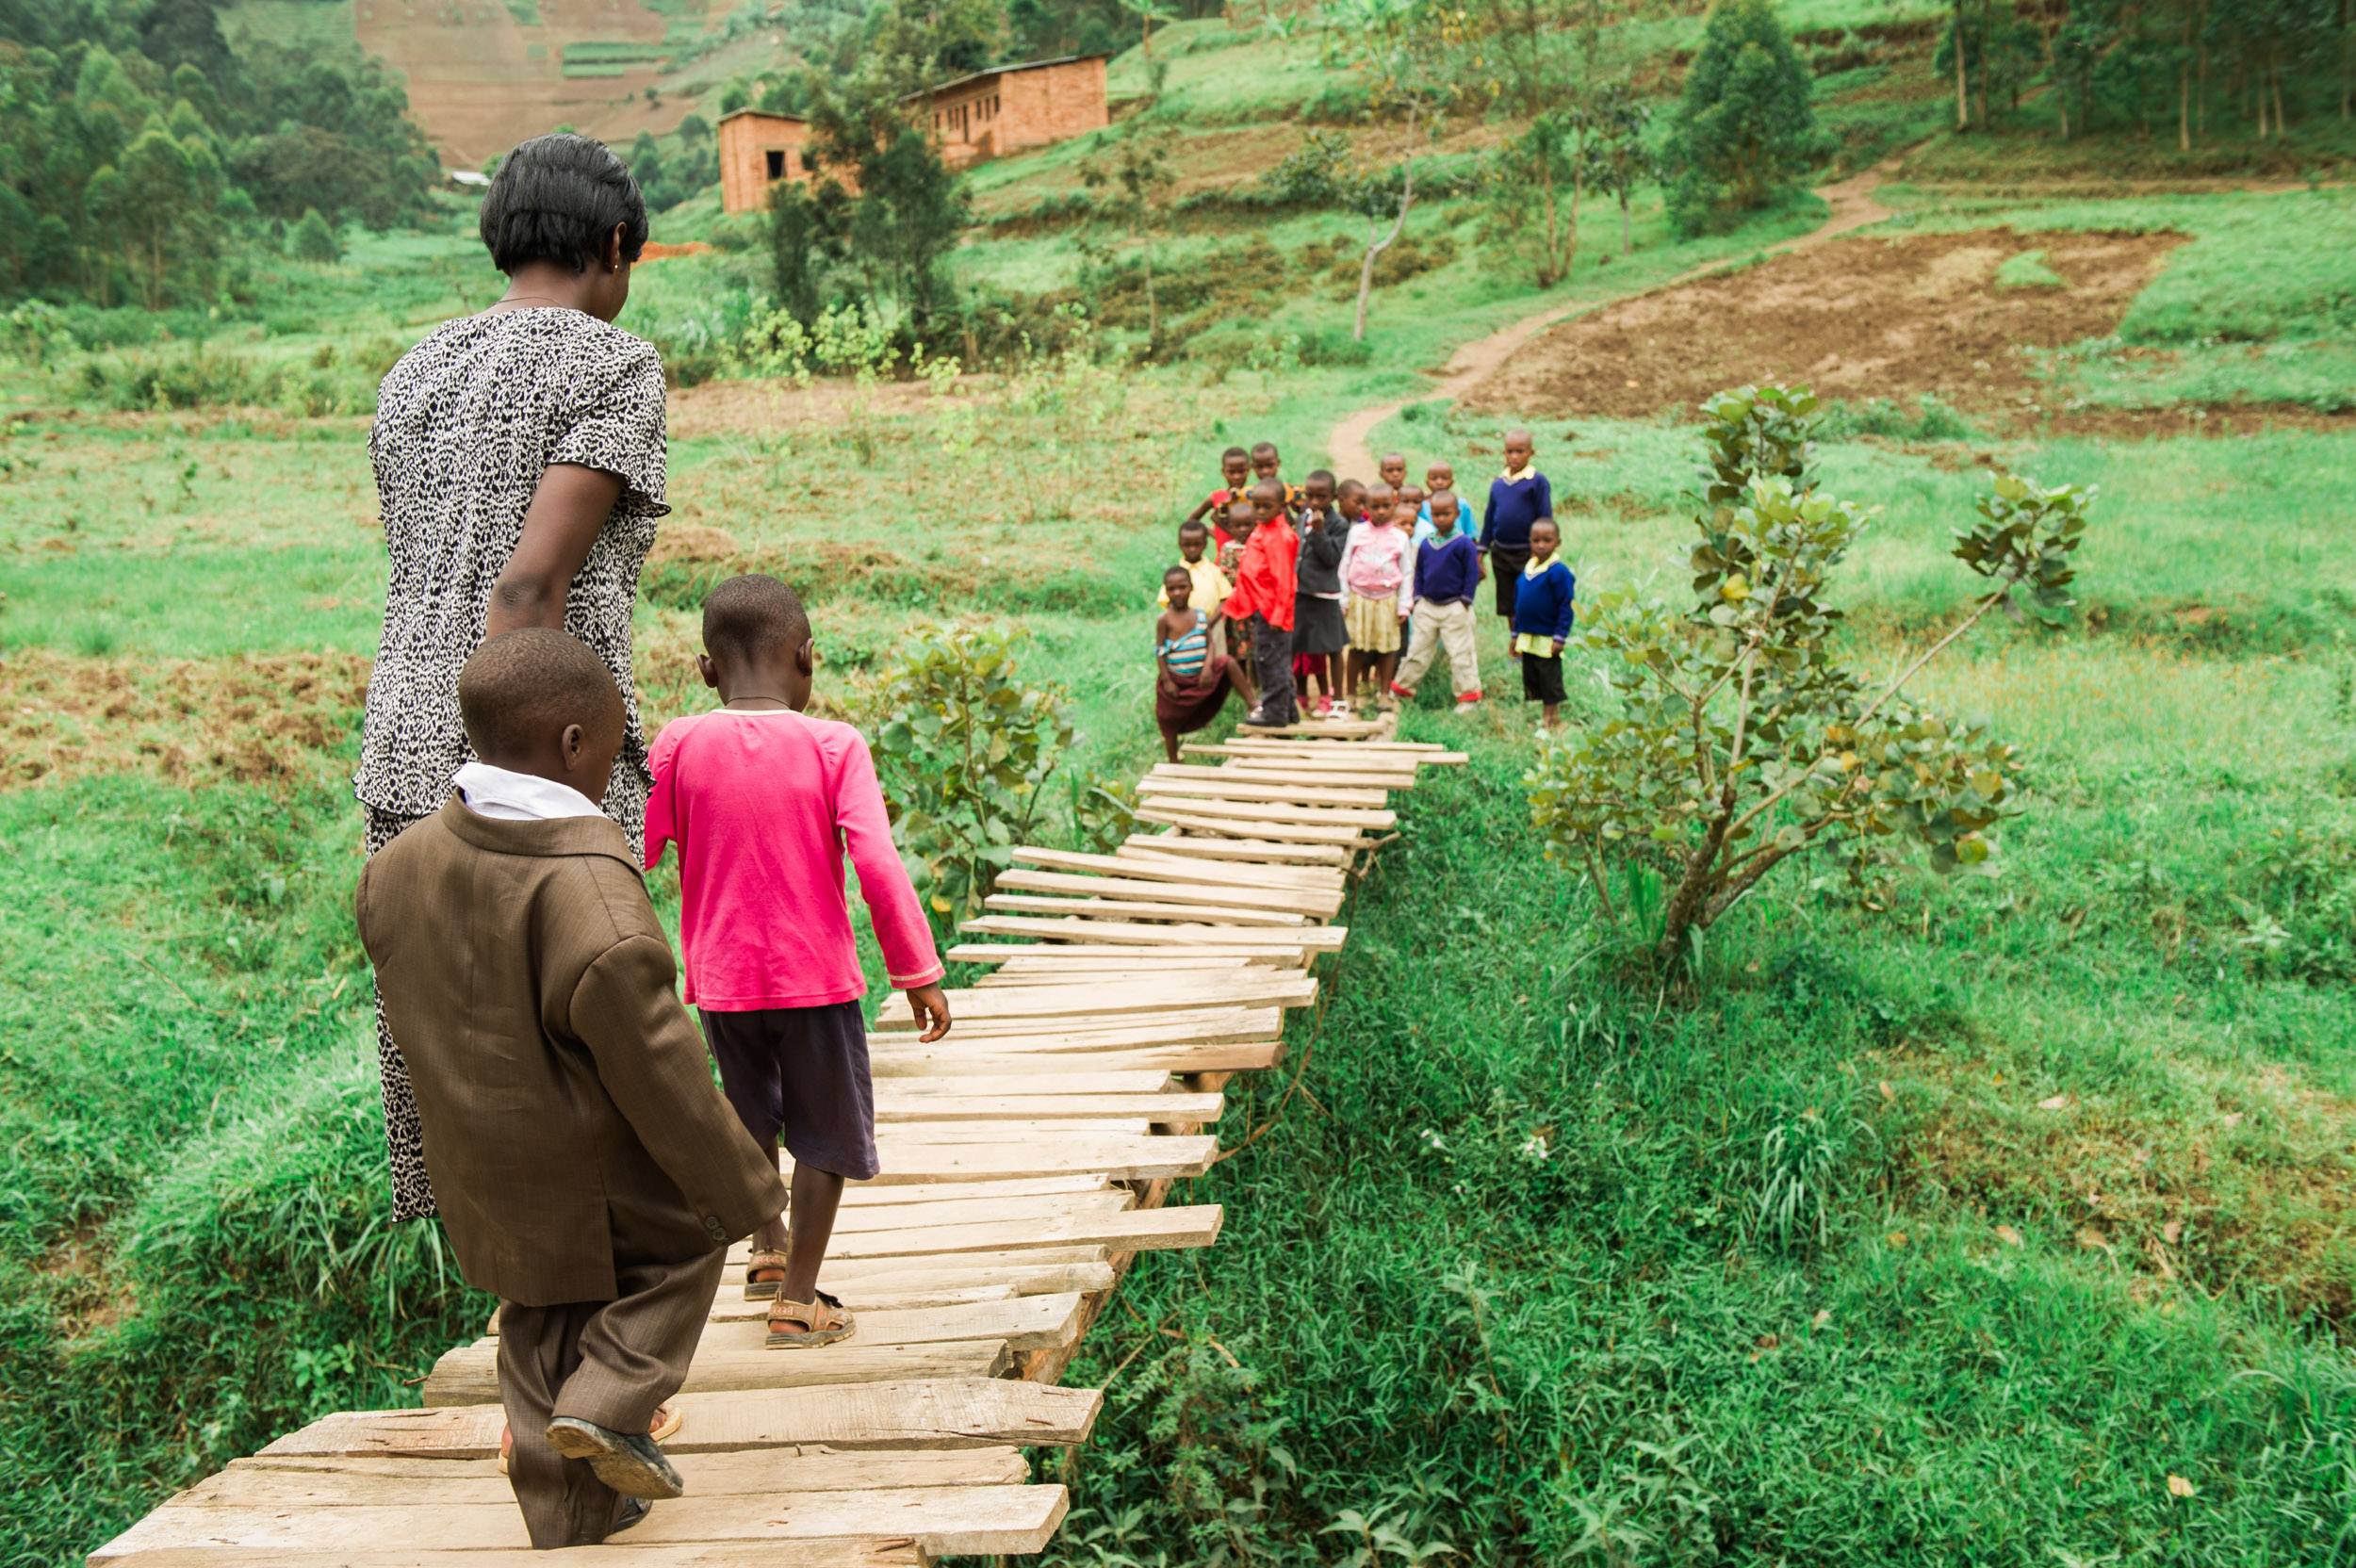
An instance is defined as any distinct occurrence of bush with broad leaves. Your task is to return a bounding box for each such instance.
[1526,383,2093,963]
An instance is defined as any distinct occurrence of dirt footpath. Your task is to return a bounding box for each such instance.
[1460,227,2187,422]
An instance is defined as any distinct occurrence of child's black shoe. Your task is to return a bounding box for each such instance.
[544,1416,685,1499]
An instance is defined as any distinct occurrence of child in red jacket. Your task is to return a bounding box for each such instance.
[1222,484,1298,727]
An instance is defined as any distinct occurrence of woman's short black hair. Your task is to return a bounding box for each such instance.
[479,134,649,275]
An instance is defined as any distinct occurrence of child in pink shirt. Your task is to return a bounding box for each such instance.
[645,574,951,1351]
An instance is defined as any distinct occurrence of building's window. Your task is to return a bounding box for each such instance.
[765,149,784,179]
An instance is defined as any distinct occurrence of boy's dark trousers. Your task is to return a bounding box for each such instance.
[497,1245,724,1547]
[1249,614,1298,725]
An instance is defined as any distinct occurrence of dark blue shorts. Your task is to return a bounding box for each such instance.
[697,1001,878,1181]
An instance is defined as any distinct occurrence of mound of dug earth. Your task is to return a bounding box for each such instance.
[1463,228,2185,421]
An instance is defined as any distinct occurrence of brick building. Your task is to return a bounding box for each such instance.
[716,54,1108,214]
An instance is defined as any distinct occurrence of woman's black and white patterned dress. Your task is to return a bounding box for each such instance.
[358,307,668,1221]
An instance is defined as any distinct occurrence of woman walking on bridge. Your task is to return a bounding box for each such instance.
[355,134,669,1221]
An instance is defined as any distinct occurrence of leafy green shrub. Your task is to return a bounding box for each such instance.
[289,208,341,265]
[872,625,1073,923]
[1526,383,2093,963]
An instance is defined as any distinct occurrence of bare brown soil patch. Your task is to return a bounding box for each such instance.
[1,648,370,790]
[666,378,940,439]
[1461,227,2188,423]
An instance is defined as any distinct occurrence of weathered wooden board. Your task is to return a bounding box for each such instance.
[829,1192,1137,1233]
[944,943,1300,968]
[874,977,1313,1027]
[983,892,1311,925]
[262,1380,1103,1461]
[867,1039,1283,1077]
[959,915,1343,952]
[837,1173,1112,1205]
[995,866,1344,910]
[96,1483,1067,1559]
[422,1338,1012,1408]
[1010,846,1347,896]
[1139,795,1396,829]
[191,1446,1029,1499]
[870,1005,1282,1048]
[1137,774,1395,808]
[817,1205,1222,1263]
[100,1545,922,1568]
[868,1074,1174,1098]
[858,1135,1218,1184]
[1131,807,1368,845]
[1117,833,1350,866]
[873,1091,1224,1123]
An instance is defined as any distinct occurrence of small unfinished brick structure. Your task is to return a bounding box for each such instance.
[717,54,1108,213]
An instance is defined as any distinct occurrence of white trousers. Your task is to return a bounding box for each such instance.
[1396,598,1481,697]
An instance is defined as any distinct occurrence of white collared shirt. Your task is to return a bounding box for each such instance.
[452,760,606,823]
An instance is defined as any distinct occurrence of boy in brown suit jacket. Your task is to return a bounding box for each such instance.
[357,629,790,1549]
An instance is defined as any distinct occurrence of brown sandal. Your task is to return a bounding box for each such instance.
[742,1249,791,1301]
[765,1289,855,1349]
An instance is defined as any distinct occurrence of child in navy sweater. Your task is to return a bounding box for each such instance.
[1390,492,1483,714]
[1480,429,1555,641]
[1512,519,1576,729]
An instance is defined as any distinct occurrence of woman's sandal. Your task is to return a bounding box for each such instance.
[499,1403,679,1477]
[765,1289,855,1349]
[742,1249,792,1302]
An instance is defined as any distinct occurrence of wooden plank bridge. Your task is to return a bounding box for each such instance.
[93,723,1462,1568]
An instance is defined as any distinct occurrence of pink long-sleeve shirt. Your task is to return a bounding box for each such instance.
[644,709,943,1011]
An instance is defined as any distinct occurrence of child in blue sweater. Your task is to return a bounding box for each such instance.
[1480,430,1555,642]
[1390,492,1484,714]
[1513,519,1575,729]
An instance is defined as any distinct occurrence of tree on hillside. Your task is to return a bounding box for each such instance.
[1663,0,1819,236]
[775,75,970,329]
[1079,126,1176,351]
[1318,0,1458,341]
[1478,112,1585,288]
[862,0,1004,92]
[1582,80,1660,257]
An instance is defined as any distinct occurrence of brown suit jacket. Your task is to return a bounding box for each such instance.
[356,796,789,1305]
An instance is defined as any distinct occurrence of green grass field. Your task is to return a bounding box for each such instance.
[7,10,2356,1560]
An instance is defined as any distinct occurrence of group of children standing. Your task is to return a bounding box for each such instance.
[1153,432,1576,758]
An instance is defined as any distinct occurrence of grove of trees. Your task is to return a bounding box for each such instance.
[0,0,437,306]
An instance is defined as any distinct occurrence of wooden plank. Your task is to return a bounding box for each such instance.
[874,1091,1224,1122]
[102,1545,921,1568]
[1131,807,1367,845]
[1139,774,1395,808]
[696,1292,1085,1356]
[711,1264,1118,1319]
[839,1173,1111,1205]
[202,1446,1030,1496]
[264,1380,1103,1460]
[1117,833,1349,866]
[97,1484,1067,1559]
[880,1118,1153,1138]
[1235,718,1386,739]
[869,1040,1282,1076]
[1179,744,1437,771]
[946,943,1299,967]
[829,1191,1136,1232]
[996,869,1340,918]
[859,1135,1218,1184]
[871,1072,1173,1097]
[819,1205,1221,1262]
[872,1005,1282,1046]
[983,893,1311,926]
[959,915,1342,952]
[422,1338,1011,1408]
[975,967,1253,988]
[1224,739,1456,756]
[1011,846,1345,894]
[875,976,1313,1026]
[781,1248,1113,1283]
[1139,794,1396,829]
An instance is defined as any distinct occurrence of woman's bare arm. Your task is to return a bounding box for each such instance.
[484,464,626,635]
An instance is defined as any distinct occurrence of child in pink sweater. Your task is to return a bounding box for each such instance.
[645,574,951,1350]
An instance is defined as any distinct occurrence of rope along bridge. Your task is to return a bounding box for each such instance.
[92,721,1462,1568]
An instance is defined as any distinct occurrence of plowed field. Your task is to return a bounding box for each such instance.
[1462,227,2187,422]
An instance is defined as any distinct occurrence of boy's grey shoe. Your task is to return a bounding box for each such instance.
[544,1416,685,1500]
[609,1496,651,1536]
